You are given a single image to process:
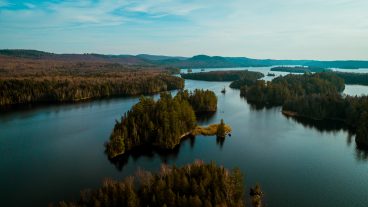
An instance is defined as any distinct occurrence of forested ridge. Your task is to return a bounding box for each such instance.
[55,161,246,207]
[180,70,264,82]
[270,66,330,73]
[239,72,368,147]
[0,55,183,106]
[105,90,219,158]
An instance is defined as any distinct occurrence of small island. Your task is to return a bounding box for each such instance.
[181,70,264,82]
[192,119,231,137]
[105,90,231,158]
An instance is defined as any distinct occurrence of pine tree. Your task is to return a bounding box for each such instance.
[216,119,226,138]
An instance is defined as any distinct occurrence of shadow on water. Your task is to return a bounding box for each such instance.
[283,114,351,133]
[216,136,226,148]
[240,97,278,111]
[196,111,217,122]
[108,134,228,171]
[283,114,368,161]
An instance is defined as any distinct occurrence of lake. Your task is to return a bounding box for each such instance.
[0,68,368,207]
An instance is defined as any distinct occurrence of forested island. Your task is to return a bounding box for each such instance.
[238,73,368,147]
[56,161,247,207]
[240,73,345,106]
[270,66,330,73]
[270,67,368,85]
[0,55,183,106]
[105,90,230,158]
[332,71,368,85]
[180,70,264,82]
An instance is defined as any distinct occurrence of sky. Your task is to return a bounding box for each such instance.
[0,0,367,60]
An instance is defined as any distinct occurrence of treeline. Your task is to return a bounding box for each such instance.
[0,75,184,106]
[0,54,185,106]
[270,66,329,73]
[230,77,261,89]
[240,73,345,106]
[177,89,217,113]
[105,90,218,158]
[181,70,264,82]
[332,71,368,85]
[55,161,246,207]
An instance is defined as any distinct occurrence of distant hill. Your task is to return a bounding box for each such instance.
[156,55,368,69]
[137,54,187,61]
[0,49,151,65]
[1,49,368,69]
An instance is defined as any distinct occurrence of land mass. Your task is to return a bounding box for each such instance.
[238,72,368,147]
[0,54,183,106]
[56,161,247,207]
[105,90,229,158]
[180,70,264,82]
[270,66,330,73]
[2,49,368,69]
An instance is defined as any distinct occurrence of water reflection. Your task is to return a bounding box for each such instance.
[283,115,350,133]
[355,145,368,161]
[196,111,217,122]
[216,136,226,148]
[283,114,368,161]
[108,134,227,171]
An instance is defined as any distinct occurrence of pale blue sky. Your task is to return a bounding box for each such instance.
[0,0,367,60]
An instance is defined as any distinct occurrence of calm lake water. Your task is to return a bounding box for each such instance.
[1,68,368,207]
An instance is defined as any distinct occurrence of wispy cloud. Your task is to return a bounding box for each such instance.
[0,0,9,7]
[0,0,367,60]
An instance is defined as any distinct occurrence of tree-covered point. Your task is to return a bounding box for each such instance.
[270,66,330,73]
[177,89,217,113]
[331,71,368,85]
[56,161,246,207]
[240,73,345,106]
[105,93,196,158]
[0,75,184,106]
[237,72,368,147]
[181,70,264,82]
[229,77,260,89]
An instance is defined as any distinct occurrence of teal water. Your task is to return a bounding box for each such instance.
[0,71,368,206]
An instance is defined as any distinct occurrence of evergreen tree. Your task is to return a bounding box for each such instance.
[216,119,226,138]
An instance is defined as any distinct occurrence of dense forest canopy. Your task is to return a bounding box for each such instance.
[239,72,368,147]
[177,89,217,113]
[240,73,345,106]
[55,161,246,207]
[229,76,263,89]
[105,93,196,158]
[105,90,219,158]
[331,71,368,85]
[0,55,183,106]
[181,70,264,82]
[270,66,330,73]
[269,67,368,86]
